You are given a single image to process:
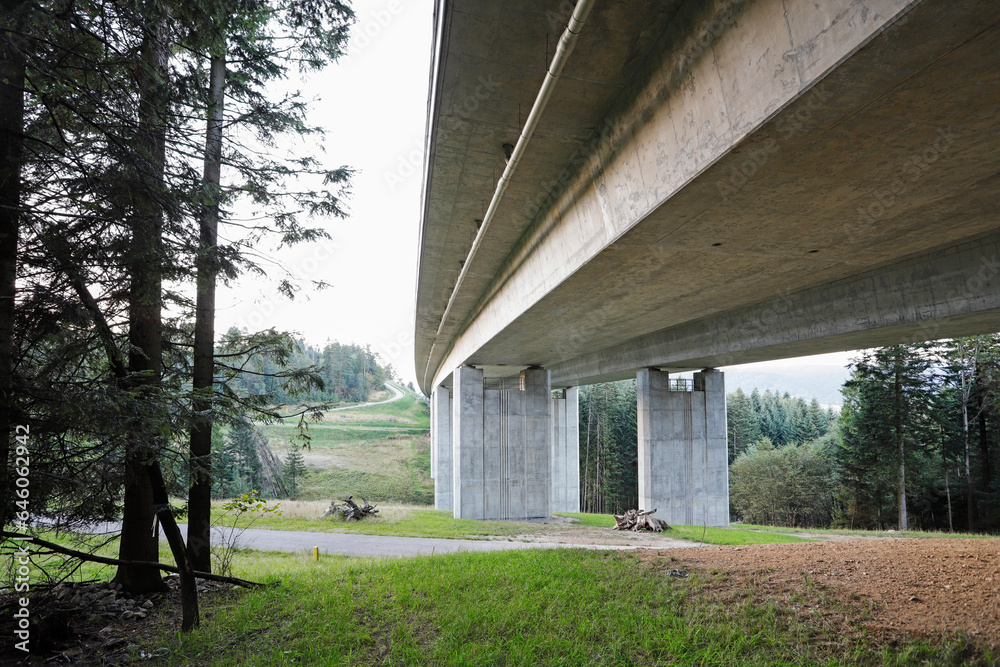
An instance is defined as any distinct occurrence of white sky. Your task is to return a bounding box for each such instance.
[215,0,857,391]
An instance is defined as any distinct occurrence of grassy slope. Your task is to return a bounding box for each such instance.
[259,385,433,504]
[145,548,992,666]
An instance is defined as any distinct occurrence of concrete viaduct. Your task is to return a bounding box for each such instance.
[414,0,1000,525]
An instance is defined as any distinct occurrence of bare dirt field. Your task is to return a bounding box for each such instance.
[652,537,1000,647]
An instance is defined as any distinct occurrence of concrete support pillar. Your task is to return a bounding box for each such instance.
[522,368,552,520]
[637,368,729,527]
[551,387,580,512]
[452,365,484,519]
[450,365,553,520]
[430,386,452,510]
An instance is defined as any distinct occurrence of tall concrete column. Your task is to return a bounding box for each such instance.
[452,365,484,519]
[430,385,452,510]
[450,365,553,520]
[637,368,729,527]
[551,387,580,512]
[522,367,552,520]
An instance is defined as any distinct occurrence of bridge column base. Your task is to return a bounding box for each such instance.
[551,387,580,513]
[431,385,452,510]
[452,365,552,520]
[637,368,729,527]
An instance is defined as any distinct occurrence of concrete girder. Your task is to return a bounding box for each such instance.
[417,0,1000,392]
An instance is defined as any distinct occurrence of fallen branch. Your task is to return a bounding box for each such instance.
[0,531,273,589]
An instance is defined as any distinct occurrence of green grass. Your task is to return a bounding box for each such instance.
[209,504,541,539]
[141,548,994,666]
[254,385,433,505]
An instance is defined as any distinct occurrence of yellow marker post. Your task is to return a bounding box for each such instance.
[313,546,319,561]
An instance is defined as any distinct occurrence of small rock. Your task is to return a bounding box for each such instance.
[142,600,153,609]
[121,610,134,620]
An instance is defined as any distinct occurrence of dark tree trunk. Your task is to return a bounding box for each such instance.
[978,399,993,490]
[147,461,199,631]
[188,51,226,574]
[114,22,170,595]
[0,0,26,528]
[894,356,908,531]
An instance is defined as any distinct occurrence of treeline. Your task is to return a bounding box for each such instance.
[727,389,837,461]
[1,0,355,618]
[730,337,1000,532]
[226,335,394,405]
[578,381,834,515]
[211,424,308,500]
[579,383,638,514]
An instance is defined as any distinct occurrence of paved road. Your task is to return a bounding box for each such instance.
[324,381,405,412]
[70,521,702,558]
[178,524,702,557]
[172,524,585,557]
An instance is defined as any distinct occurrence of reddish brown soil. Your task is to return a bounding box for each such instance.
[648,538,1000,646]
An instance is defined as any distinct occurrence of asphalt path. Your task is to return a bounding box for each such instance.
[71,522,702,558]
[169,524,595,557]
[324,381,405,412]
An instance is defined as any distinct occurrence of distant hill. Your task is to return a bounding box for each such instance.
[720,363,850,407]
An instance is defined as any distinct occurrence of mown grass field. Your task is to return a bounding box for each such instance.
[133,548,992,666]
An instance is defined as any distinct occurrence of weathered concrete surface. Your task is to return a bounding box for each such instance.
[638,369,729,527]
[452,366,553,520]
[416,0,1000,394]
[431,386,453,510]
[453,365,485,519]
[551,387,580,513]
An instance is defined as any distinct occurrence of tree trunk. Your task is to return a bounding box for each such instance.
[0,0,26,528]
[978,403,992,490]
[962,384,974,531]
[945,468,953,533]
[894,357,908,531]
[147,461,199,631]
[957,340,976,532]
[114,21,169,594]
[188,51,226,574]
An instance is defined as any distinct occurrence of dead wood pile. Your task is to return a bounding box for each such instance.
[322,496,379,521]
[612,508,669,532]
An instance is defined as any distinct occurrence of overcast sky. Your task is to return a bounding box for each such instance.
[215,0,856,394]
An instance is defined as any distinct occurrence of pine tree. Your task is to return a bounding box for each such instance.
[839,345,936,530]
[727,388,761,461]
[282,447,308,499]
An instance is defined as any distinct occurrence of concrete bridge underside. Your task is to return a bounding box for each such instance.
[416,0,1000,522]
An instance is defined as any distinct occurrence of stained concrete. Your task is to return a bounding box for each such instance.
[431,386,453,510]
[416,0,1000,394]
[638,369,729,527]
[451,366,553,520]
[550,387,580,513]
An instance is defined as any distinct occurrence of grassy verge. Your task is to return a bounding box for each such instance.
[141,548,993,666]
[208,503,541,539]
